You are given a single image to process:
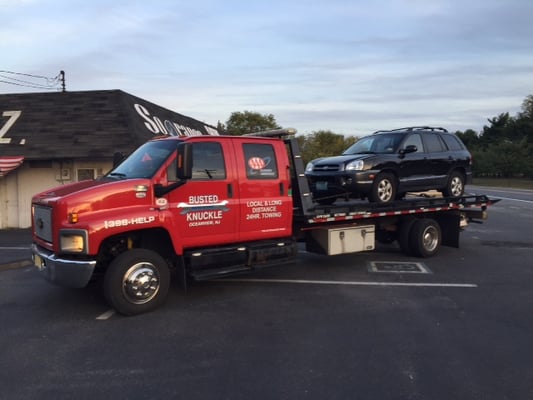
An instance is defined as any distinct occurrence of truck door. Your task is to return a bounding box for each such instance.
[233,139,292,241]
[165,140,239,248]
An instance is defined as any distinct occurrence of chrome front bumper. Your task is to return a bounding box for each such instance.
[32,244,97,288]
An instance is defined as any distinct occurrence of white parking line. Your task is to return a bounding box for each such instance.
[221,278,477,288]
[96,309,116,320]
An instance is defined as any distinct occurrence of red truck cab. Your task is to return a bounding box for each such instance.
[32,133,296,315]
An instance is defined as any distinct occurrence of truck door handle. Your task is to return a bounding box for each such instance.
[227,183,233,198]
[280,182,285,196]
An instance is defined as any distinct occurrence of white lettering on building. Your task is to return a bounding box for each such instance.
[0,110,23,144]
[133,104,219,137]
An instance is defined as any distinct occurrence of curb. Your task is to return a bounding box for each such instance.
[0,260,33,271]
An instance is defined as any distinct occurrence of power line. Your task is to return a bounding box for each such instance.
[0,70,65,91]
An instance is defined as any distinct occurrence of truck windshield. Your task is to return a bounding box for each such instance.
[105,140,178,179]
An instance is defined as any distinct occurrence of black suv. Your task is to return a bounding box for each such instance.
[305,126,472,205]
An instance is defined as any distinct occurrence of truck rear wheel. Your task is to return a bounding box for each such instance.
[104,249,170,316]
[398,218,417,256]
[409,218,441,258]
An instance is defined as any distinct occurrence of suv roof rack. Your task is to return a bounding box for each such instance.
[373,126,448,134]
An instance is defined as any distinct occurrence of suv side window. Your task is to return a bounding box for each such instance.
[423,133,446,153]
[441,134,465,151]
[402,133,424,153]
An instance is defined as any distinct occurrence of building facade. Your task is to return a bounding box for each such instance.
[0,90,219,228]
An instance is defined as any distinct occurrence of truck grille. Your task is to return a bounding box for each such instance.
[33,205,53,243]
[313,164,340,172]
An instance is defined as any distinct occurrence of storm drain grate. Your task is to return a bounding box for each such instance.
[368,261,431,274]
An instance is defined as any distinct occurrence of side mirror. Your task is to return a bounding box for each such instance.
[400,145,417,155]
[176,142,192,180]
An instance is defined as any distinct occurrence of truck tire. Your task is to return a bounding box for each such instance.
[409,218,441,258]
[369,172,396,204]
[398,218,417,256]
[104,249,171,316]
[442,170,465,198]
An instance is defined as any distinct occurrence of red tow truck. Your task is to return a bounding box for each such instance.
[31,129,498,315]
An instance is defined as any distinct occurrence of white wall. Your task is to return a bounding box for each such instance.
[0,161,112,229]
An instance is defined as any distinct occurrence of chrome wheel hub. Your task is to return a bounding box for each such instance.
[122,263,160,304]
[378,179,393,202]
[450,177,463,196]
[422,226,439,252]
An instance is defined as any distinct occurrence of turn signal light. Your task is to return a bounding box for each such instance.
[68,212,79,223]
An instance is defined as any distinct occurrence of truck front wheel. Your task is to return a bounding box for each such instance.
[104,249,170,316]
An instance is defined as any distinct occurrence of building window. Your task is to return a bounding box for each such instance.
[77,168,96,181]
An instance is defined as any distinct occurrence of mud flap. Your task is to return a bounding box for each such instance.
[436,212,461,248]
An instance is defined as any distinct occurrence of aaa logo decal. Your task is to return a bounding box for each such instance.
[248,157,271,170]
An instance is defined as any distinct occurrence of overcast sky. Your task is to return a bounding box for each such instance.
[1,0,532,136]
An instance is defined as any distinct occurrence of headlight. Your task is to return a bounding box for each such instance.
[305,162,315,173]
[59,229,88,253]
[346,160,364,171]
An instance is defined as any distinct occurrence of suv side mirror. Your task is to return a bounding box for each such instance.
[400,145,418,155]
[176,142,193,180]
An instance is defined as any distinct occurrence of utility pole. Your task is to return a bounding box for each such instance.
[60,70,66,92]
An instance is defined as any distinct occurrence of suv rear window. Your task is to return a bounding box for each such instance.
[441,134,465,151]
[424,133,446,153]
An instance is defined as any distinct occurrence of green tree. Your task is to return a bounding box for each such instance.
[488,138,531,177]
[480,112,513,148]
[456,129,480,150]
[515,95,533,144]
[216,120,227,134]
[519,94,533,120]
[474,95,533,178]
[297,130,357,164]
[224,111,280,135]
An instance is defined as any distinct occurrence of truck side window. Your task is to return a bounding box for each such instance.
[243,143,278,179]
[191,142,226,180]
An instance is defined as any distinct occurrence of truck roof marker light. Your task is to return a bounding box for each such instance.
[68,212,78,223]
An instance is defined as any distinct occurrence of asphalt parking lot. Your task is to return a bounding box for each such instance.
[1,186,533,400]
[0,227,32,269]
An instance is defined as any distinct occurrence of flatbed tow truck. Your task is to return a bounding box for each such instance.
[31,129,499,315]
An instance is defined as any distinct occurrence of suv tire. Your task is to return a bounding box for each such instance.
[442,170,465,198]
[369,172,396,204]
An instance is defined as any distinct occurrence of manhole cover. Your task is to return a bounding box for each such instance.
[368,261,431,274]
